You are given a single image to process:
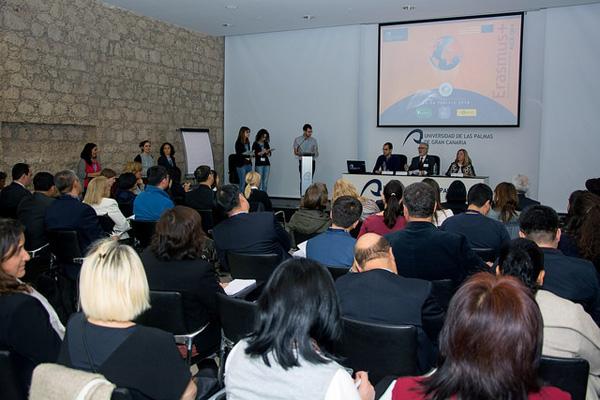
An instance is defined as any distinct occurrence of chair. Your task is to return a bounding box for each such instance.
[130,220,157,250]
[228,154,239,184]
[117,201,134,218]
[393,154,408,172]
[194,209,215,234]
[349,220,362,238]
[0,350,25,400]
[111,388,133,400]
[274,210,286,228]
[135,291,209,365]
[430,279,456,312]
[326,265,349,281]
[46,230,84,265]
[473,247,498,263]
[292,230,319,246]
[337,318,418,384]
[539,356,590,400]
[249,201,265,213]
[98,214,116,235]
[227,252,280,281]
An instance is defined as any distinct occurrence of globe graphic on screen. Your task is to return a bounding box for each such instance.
[430,36,463,71]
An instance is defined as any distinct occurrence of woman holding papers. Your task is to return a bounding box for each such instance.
[445,149,476,177]
[235,126,253,192]
[252,128,272,192]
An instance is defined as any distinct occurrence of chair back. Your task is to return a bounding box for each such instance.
[130,220,156,250]
[349,220,362,238]
[228,154,239,184]
[539,356,590,400]
[473,247,498,262]
[227,252,280,281]
[326,266,349,281]
[216,293,257,344]
[194,209,215,234]
[394,154,408,171]
[249,201,265,213]
[337,318,418,384]
[430,279,456,312]
[46,230,83,263]
[111,388,133,400]
[135,291,188,335]
[0,350,25,400]
[98,214,115,235]
[292,230,318,246]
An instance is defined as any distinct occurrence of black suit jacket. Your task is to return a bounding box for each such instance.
[373,154,406,172]
[185,185,215,210]
[0,182,32,219]
[541,248,600,325]
[385,221,487,286]
[517,193,540,211]
[157,155,176,169]
[408,155,438,175]
[17,192,55,251]
[44,194,105,253]
[335,269,444,372]
[212,212,291,268]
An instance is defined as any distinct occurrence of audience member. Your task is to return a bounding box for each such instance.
[358,180,406,236]
[76,143,102,189]
[133,140,154,177]
[0,171,7,191]
[488,182,521,238]
[513,174,540,211]
[133,165,174,221]
[519,205,600,324]
[336,234,444,372]
[157,142,177,169]
[333,178,379,221]
[389,273,569,400]
[587,178,600,197]
[83,176,130,237]
[168,166,190,206]
[560,191,600,271]
[441,183,510,254]
[244,171,272,211]
[0,219,62,394]
[300,195,362,268]
[497,238,600,400]
[422,178,453,227]
[185,165,216,210]
[141,206,224,359]
[210,169,220,191]
[286,182,331,246]
[444,148,475,177]
[58,239,197,400]
[0,163,33,219]
[122,161,145,194]
[114,172,137,217]
[212,185,290,269]
[225,258,374,400]
[16,172,56,251]
[440,180,467,215]
[386,183,486,286]
[100,168,117,198]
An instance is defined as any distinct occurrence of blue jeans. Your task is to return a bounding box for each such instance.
[255,165,270,192]
[236,164,252,191]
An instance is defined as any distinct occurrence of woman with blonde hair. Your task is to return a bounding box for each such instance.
[445,148,476,177]
[244,171,272,212]
[333,178,379,220]
[488,182,520,238]
[58,239,198,400]
[83,176,130,237]
[122,161,145,194]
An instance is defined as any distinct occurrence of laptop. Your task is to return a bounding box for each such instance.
[347,160,366,174]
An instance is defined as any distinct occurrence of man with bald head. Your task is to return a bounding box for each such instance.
[335,233,444,372]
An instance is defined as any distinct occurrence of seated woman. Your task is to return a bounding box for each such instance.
[244,171,272,212]
[560,191,600,271]
[358,180,406,237]
[387,273,569,400]
[333,178,379,221]
[488,182,521,239]
[83,176,130,237]
[441,180,467,215]
[58,239,197,400]
[141,206,223,358]
[114,172,137,217]
[286,182,331,246]
[445,148,476,177]
[225,258,374,400]
[422,178,453,227]
[0,219,63,394]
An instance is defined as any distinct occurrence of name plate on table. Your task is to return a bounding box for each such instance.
[451,173,464,177]
[381,170,394,175]
[396,171,408,176]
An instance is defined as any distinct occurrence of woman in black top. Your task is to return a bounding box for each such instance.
[158,142,177,169]
[252,128,271,192]
[441,180,468,215]
[244,171,272,212]
[235,126,252,192]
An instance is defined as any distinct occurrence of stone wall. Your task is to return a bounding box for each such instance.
[0,0,224,177]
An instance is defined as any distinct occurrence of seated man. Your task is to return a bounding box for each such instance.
[133,165,174,221]
[519,205,600,325]
[185,165,215,210]
[440,183,510,254]
[513,174,540,211]
[385,182,487,286]
[0,163,33,219]
[303,195,362,268]
[44,170,104,254]
[335,233,444,372]
[212,184,291,269]
[407,143,439,176]
[373,142,405,173]
[17,172,56,252]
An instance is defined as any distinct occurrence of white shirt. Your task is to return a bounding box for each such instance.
[90,197,131,236]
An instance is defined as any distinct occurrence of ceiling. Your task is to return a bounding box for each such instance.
[100,0,600,36]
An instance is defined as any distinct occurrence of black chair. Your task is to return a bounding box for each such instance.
[130,220,157,251]
[111,388,133,400]
[228,154,239,184]
[393,154,408,172]
[46,230,84,265]
[473,247,498,263]
[349,220,363,238]
[430,279,456,312]
[117,202,134,218]
[98,214,115,235]
[135,291,210,365]
[249,201,265,213]
[326,266,349,281]
[337,318,418,384]
[194,209,215,235]
[0,350,25,400]
[291,230,319,246]
[227,252,280,282]
[539,356,590,400]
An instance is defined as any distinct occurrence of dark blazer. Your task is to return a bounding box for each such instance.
[234,139,252,167]
[373,154,407,173]
[0,182,32,219]
[541,248,600,325]
[248,189,272,212]
[17,192,56,251]
[385,221,488,286]
[212,211,291,268]
[185,185,215,210]
[44,194,105,253]
[517,193,540,211]
[408,155,439,175]
[335,269,444,372]
[157,155,176,169]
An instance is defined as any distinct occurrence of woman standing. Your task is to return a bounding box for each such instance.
[252,129,271,192]
[134,140,154,177]
[157,142,177,169]
[235,127,252,192]
[77,143,102,189]
[445,148,476,177]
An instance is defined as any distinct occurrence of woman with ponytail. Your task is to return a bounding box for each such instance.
[358,180,406,237]
[244,171,272,212]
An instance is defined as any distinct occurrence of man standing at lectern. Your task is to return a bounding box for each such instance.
[408,142,438,176]
[293,123,319,191]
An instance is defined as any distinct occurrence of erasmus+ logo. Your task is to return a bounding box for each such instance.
[403,128,424,146]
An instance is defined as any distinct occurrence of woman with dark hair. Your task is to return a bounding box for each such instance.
[488,182,521,239]
[441,180,467,215]
[252,129,271,192]
[0,219,62,394]
[158,142,177,169]
[286,182,331,246]
[422,178,453,227]
[560,191,600,271]
[134,140,154,177]
[389,272,569,400]
[141,206,223,359]
[358,180,406,237]
[235,126,253,192]
[76,142,102,189]
[225,258,374,400]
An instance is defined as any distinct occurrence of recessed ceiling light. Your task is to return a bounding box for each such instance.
[402,5,416,11]
[225,4,238,9]
[302,15,315,21]
[222,23,232,27]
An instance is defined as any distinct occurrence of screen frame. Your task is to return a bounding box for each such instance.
[377,12,524,128]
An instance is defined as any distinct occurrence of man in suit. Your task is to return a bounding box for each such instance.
[185,165,215,210]
[513,174,540,211]
[372,142,405,173]
[408,143,439,176]
[336,233,444,372]
[0,163,33,219]
[133,165,174,221]
[17,172,57,252]
[519,205,600,325]
[212,184,291,269]
[385,182,487,286]
[441,183,510,254]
